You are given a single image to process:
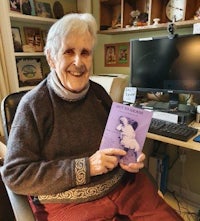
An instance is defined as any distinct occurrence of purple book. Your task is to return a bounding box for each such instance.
[100,102,153,164]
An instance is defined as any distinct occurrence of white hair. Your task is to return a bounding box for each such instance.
[44,13,97,59]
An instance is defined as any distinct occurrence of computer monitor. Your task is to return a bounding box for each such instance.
[130,34,200,108]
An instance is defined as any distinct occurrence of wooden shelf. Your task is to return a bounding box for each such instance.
[14,52,44,57]
[98,19,200,35]
[9,11,57,25]
[18,86,34,92]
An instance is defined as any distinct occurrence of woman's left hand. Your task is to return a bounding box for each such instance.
[119,153,145,173]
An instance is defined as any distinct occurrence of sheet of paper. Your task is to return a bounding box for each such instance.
[123,87,137,104]
[153,111,178,123]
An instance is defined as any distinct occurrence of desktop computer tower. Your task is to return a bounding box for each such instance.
[148,154,169,194]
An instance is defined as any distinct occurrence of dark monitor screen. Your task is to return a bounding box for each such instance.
[130,34,200,94]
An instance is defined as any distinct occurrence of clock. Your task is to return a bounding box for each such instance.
[166,0,186,22]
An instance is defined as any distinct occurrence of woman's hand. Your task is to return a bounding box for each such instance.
[119,153,145,173]
[89,148,126,176]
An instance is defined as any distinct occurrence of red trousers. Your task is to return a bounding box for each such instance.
[30,171,183,221]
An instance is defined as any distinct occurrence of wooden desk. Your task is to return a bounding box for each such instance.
[147,121,200,152]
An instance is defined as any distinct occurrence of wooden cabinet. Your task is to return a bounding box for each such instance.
[0,0,91,93]
[99,0,200,34]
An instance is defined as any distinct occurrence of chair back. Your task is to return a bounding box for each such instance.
[1,91,27,142]
[1,91,36,221]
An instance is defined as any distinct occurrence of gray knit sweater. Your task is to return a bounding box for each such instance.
[2,73,125,203]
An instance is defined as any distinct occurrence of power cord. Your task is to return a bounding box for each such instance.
[166,188,199,221]
[168,146,180,170]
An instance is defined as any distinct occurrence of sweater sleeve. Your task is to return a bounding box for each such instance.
[1,89,91,196]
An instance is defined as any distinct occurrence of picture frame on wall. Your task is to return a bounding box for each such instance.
[104,42,130,67]
[24,27,43,52]
[118,43,129,65]
[11,27,23,52]
[105,44,117,66]
[35,1,53,18]
[21,0,36,15]
[9,0,21,12]
[16,58,43,87]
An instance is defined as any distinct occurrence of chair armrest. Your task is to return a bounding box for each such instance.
[1,92,36,221]
[0,160,35,221]
[5,185,36,221]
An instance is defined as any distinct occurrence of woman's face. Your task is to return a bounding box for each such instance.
[51,31,93,93]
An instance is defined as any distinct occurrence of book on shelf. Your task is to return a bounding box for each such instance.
[100,102,153,165]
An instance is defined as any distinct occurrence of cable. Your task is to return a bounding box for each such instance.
[149,91,166,102]
[168,146,180,170]
[167,189,181,215]
[185,94,192,103]
[152,140,161,154]
[166,188,199,220]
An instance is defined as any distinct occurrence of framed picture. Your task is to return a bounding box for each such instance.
[21,0,36,15]
[105,44,117,66]
[104,42,130,67]
[35,1,53,18]
[9,0,21,12]
[118,43,129,65]
[11,27,23,52]
[24,27,43,52]
[16,58,43,86]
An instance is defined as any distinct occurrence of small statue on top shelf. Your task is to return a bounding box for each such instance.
[130,10,148,27]
[194,7,200,20]
[153,18,160,26]
[130,10,140,26]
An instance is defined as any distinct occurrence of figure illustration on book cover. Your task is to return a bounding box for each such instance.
[116,116,140,164]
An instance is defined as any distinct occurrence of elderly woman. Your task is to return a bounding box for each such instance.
[2,13,183,221]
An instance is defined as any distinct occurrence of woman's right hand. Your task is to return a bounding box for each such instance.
[89,148,126,176]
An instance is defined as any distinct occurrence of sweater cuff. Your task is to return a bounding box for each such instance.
[73,157,90,186]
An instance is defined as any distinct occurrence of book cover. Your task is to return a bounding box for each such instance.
[100,102,153,164]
